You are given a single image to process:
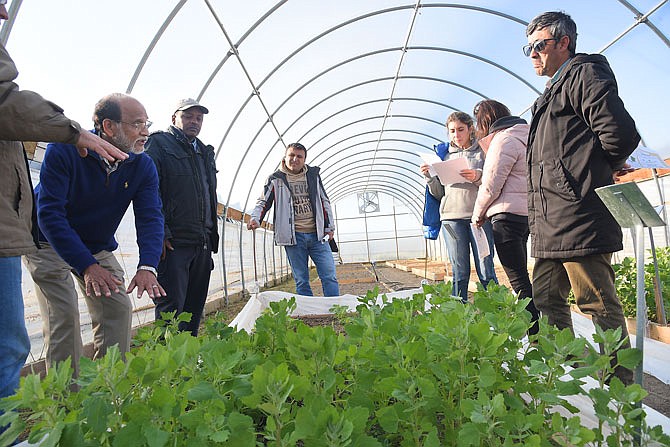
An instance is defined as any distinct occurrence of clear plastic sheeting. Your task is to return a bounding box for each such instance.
[3,1,669,361]
[4,1,669,216]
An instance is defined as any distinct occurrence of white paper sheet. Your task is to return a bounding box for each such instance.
[627,147,670,169]
[470,223,490,259]
[431,157,469,185]
[419,152,442,177]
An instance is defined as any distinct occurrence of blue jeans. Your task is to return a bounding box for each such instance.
[442,219,497,301]
[0,257,30,399]
[284,232,339,296]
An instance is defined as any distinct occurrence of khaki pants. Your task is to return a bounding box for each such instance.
[24,243,132,377]
[532,253,633,384]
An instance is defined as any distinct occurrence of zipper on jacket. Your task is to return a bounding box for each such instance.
[184,140,208,246]
[538,161,548,218]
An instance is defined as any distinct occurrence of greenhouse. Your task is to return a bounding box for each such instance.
[1,0,670,445]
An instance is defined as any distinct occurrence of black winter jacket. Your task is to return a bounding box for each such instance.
[145,126,219,253]
[527,53,640,259]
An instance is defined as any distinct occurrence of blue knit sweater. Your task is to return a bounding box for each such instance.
[36,140,164,275]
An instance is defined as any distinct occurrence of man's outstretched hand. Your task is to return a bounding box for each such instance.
[75,131,128,162]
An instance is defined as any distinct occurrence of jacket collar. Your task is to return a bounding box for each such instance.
[168,125,201,148]
[489,116,527,133]
[448,140,480,154]
[533,53,610,115]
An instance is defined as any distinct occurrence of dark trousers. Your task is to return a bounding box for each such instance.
[155,244,213,336]
[491,217,539,335]
[532,253,633,385]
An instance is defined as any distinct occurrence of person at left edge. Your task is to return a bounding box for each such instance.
[0,0,127,406]
[24,93,165,378]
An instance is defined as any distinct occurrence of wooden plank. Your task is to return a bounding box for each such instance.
[411,267,446,280]
[313,277,376,285]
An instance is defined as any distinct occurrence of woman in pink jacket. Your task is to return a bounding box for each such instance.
[471,100,539,335]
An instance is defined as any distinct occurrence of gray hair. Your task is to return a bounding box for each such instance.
[526,11,577,56]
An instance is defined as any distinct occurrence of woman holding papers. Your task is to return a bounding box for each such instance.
[420,111,497,302]
[471,100,539,335]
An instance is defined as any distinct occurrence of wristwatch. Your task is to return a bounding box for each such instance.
[137,265,157,276]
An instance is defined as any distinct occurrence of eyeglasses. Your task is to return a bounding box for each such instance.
[114,120,153,131]
[522,38,559,57]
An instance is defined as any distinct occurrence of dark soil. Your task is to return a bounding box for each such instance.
[215,261,670,419]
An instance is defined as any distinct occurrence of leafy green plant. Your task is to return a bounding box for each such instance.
[1,285,668,446]
[612,247,670,322]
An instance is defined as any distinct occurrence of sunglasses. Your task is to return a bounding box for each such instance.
[522,38,559,57]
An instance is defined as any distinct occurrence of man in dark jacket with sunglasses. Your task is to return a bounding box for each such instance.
[524,11,639,384]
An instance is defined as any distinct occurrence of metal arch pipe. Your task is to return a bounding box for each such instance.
[224,115,440,218]
[197,0,290,99]
[312,133,439,170]
[331,183,422,216]
[614,0,670,48]
[222,111,439,264]
[322,157,421,180]
[328,177,424,209]
[317,141,432,172]
[310,127,442,156]
[275,73,489,130]
[203,1,287,150]
[332,188,423,225]
[329,180,423,207]
[330,183,423,219]
[320,149,429,177]
[285,96,454,155]
[322,162,423,190]
[333,188,424,223]
[0,0,23,46]
[202,3,532,297]
[126,0,188,94]
[410,46,541,95]
[321,156,422,185]
[218,84,511,236]
[209,38,539,160]
[250,4,528,95]
[213,41,540,159]
[297,96,457,145]
[328,176,424,211]
[325,170,425,197]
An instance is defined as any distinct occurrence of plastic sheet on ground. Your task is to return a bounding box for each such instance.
[229,288,423,333]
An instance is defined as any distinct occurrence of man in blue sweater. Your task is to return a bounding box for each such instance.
[24,93,165,377]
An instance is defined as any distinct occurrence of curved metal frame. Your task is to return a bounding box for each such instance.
[326,171,424,199]
[2,1,668,310]
[330,182,423,217]
[333,188,424,224]
[116,1,670,298]
[322,162,422,190]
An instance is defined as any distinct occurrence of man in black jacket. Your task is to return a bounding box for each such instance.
[525,11,639,384]
[145,99,219,335]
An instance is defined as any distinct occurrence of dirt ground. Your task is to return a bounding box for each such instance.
[215,261,670,419]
